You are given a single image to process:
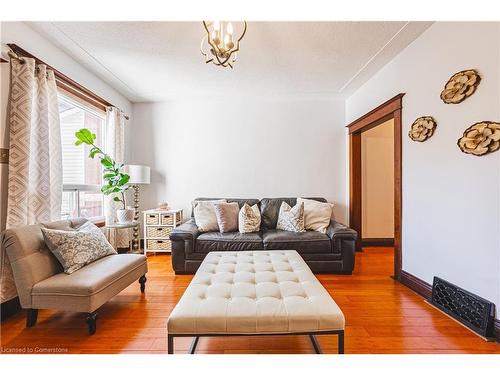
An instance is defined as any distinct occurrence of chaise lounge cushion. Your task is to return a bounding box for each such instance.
[31,253,147,312]
[195,231,264,253]
[263,229,331,254]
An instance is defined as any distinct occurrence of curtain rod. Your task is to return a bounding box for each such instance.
[4,44,130,120]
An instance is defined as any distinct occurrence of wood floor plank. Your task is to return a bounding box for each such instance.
[1,248,498,354]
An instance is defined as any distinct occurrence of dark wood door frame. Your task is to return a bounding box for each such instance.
[347,93,404,280]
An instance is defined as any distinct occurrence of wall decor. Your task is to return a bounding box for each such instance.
[408,116,437,142]
[457,121,500,156]
[440,69,481,104]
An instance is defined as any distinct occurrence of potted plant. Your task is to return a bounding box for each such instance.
[75,128,134,223]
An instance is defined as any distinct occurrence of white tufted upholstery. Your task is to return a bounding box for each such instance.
[167,250,345,334]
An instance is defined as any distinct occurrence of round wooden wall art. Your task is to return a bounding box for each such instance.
[440,69,481,104]
[457,121,500,156]
[408,116,437,142]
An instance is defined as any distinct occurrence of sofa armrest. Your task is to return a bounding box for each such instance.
[170,219,200,241]
[326,220,357,274]
[170,219,199,274]
[326,220,357,241]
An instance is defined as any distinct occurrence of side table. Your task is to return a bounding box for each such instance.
[105,221,140,254]
[143,209,183,255]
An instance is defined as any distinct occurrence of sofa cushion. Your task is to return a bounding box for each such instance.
[263,229,331,254]
[31,253,147,312]
[195,232,264,253]
[260,197,327,229]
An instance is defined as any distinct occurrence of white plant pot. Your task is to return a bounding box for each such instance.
[116,208,135,224]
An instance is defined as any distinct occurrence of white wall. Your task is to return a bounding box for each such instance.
[346,22,500,308]
[361,119,394,238]
[130,98,348,224]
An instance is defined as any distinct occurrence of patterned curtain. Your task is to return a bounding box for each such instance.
[1,58,62,303]
[104,107,128,247]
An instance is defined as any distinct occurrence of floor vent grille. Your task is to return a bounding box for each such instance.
[430,276,495,339]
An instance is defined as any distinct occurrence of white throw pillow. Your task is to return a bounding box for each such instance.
[238,203,261,233]
[193,199,226,232]
[297,197,333,233]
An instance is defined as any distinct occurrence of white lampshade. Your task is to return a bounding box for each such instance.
[124,164,150,184]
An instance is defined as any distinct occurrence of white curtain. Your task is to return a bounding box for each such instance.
[104,107,128,247]
[1,58,62,303]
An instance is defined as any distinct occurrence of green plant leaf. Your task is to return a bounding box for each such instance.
[89,147,101,159]
[75,140,83,146]
[75,128,96,145]
[118,174,130,186]
[100,156,113,168]
[113,196,122,202]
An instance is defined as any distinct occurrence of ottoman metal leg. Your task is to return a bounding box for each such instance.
[188,336,200,354]
[338,331,344,354]
[309,335,322,354]
[168,334,174,354]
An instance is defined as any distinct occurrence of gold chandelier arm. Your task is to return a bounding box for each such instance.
[200,34,208,57]
[237,21,247,43]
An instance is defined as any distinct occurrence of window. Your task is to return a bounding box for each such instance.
[58,93,106,220]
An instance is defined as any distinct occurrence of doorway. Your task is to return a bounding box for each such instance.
[347,94,403,280]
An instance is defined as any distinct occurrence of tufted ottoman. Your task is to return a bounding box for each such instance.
[167,250,345,354]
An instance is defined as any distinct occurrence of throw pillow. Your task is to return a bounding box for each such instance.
[297,197,334,233]
[238,203,261,233]
[41,221,117,274]
[193,199,226,232]
[214,202,240,233]
[276,201,306,233]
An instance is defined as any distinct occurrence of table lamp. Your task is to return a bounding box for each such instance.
[124,164,151,251]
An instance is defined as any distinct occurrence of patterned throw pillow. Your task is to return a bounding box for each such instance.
[238,203,261,233]
[276,201,306,233]
[193,199,226,232]
[214,202,240,233]
[41,221,117,274]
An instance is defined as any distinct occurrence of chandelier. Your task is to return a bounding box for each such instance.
[200,21,247,69]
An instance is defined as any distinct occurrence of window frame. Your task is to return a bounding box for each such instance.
[58,90,107,225]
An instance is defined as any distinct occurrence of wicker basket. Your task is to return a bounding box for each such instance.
[147,239,171,251]
[145,213,159,225]
[146,226,172,238]
[160,214,174,225]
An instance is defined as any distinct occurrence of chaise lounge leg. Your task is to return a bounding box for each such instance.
[26,309,38,328]
[338,331,344,354]
[85,312,98,335]
[139,275,147,293]
[168,334,174,354]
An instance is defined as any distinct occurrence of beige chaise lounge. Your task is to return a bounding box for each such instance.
[2,218,148,335]
[167,250,345,354]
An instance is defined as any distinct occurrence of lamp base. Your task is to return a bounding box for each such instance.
[132,185,140,252]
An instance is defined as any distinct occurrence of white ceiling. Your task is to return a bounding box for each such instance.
[28,21,432,102]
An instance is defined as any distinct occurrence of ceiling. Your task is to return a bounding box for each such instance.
[28,22,433,102]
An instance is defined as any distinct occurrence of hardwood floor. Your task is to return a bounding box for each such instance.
[1,247,499,354]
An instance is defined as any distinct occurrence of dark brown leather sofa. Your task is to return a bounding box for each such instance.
[170,197,357,274]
